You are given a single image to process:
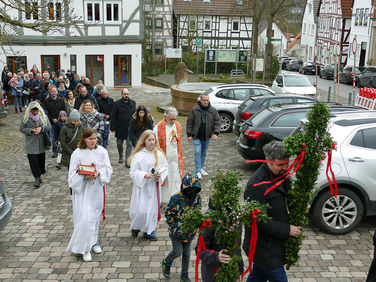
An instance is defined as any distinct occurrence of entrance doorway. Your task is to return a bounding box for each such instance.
[114,55,131,86]
[85,55,104,84]
[41,55,60,74]
[7,56,27,73]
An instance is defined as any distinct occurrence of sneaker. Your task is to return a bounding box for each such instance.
[201,169,208,176]
[82,252,92,262]
[92,244,102,254]
[118,159,124,163]
[144,231,158,241]
[55,163,62,170]
[161,259,171,278]
[34,178,41,189]
[180,274,191,282]
[131,229,139,239]
[197,172,202,179]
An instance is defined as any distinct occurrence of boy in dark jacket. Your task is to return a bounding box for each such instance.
[162,172,202,282]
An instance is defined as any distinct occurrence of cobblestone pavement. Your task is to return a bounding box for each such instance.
[0,84,374,281]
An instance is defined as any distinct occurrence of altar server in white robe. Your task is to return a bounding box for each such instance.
[128,129,168,241]
[66,128,113,262]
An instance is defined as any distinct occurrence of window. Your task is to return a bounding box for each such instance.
[359,9,364,25]
[86,1,101,22]
[33,1,39,19]
[204,20,211,31]
[303,23,306,33]
[70,55,77,73]
[233,89,250,101]
[364,8,369,26]
[296,98,315,103]
[216,90,234,100]
[105,2,120,22]
[204,0,210,2]
[271,111,307,127]
[269,98,294,107]
[155,43,163,55]
[237,0,243,5]
[189,20,196,31]
[232,21,240,31]
[350,128,376,149]
[355,9,359,25]
[145,18,152,29]
[25,1,32,19]
[48,2,54,20]
[156,0,164,5]
[276,75,283,85]
[155,18,163,30]
[56,2,62,20]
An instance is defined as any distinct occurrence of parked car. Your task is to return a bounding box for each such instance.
[236,103,359,161]
[339,66,362,85]
[202,84,276,133]
[299,62,316,75]
[0,176,12,230]
[286,59,303,72]
[358,66,376,88]
[282,58,292,70]
[271,73,316,97]
[232,94,317,136]
[291,111,376,234]
[319,64,337,79]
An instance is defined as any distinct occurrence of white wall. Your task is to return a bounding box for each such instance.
[258,23,288,56]
[0,44,142,87]
[300,0,317,62]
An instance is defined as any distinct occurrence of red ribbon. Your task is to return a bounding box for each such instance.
[242,209,260,279]
[326,142,338,198]
[102,185,106,220]
[195,219,212,282]
[156,181,161,221]
[249,145,306,196]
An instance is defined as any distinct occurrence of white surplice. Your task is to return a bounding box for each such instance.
[154,124,182,203]
[66,146,113,255]
[129,148,168,234]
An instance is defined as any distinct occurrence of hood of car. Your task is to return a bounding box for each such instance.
[282,86,316,95]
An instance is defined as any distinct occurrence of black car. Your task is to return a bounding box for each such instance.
[319,64,336,79]
[236,103,359,160]
[232,94,317,136]
[0,176,12,230]
[299,62,316,75]
[358,66,376,88]
[286,59,303,71]
[339,66,362,85]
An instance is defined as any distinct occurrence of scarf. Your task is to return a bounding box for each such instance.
[29,112,40,127]
[23,101,48,126]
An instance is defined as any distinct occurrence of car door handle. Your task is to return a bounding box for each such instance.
[348,157,365,162]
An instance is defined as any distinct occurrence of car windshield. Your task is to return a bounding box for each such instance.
[284,76,312,87]
[203,88,214,95]
[246,108,273,126]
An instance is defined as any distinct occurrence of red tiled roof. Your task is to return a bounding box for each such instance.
[288,32,301,49]
[174,0,253,16]
[341,0,352,18]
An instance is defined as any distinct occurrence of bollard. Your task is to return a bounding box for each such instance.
[328,87,331,102]
[348,92,352,105]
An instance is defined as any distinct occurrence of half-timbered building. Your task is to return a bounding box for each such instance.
[316,0,352,66]
[300,0,320,62]
[1,0,143,87]
[173,0,253,51]
[144,0,174,55]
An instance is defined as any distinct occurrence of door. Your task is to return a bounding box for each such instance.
[6,56,27,73]
[114,55,131,86]
[85,55,104,84]
[41,55,60,74]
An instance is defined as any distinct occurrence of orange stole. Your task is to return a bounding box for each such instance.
[157,120,184,185]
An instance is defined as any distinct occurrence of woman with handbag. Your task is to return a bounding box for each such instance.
[59,109,84,168]
[66,128,113,262]
[20,101,51,188]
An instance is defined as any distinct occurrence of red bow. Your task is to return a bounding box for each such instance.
[195,219,212,282]
[242,209,260,279]
[326,142,338,198]
[249,144,306,196]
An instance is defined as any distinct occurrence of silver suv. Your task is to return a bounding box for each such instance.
[202,84,275,133]
[302,111,376,234]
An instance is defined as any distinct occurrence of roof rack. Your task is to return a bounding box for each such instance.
[215,83,269,89]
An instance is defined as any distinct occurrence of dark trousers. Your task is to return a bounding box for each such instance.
[367,231,376,281]
[27,153,46,179]
[116,137,133,161]
[165,239,192,275]
[247,264,288,282]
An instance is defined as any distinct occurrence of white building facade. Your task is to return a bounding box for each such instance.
[1,0,143,87]
[348,0,374,67]
[258,22,289,56]
[300,0,317,62]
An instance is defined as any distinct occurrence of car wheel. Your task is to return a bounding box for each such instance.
[219,113,233,133]
[312,187,364,235]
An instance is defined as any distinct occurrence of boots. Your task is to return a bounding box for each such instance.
[34,177,41,188]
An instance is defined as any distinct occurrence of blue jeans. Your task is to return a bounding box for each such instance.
[193,139,210,173]
[13,95,23,109]
[102,123,109,149]
[247,264,288,282]
[165,239,192,275]
[50,123,58,154]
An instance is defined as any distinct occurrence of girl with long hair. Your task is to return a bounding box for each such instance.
[128,105,153,147]
[128,130,168,241]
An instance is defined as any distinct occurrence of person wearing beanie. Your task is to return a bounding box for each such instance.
[54,111,67,169]
[59,109,85,167]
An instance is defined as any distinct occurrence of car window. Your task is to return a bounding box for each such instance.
[350,128,376,149]
[233,89,250,101]
[248,108,273,126]
[260,100,269,108]
[271,111,307,127]
[368,67,376,73]
[276,76,282,84]
[216,89,234,100]
[259,88,273,95]
[269,98,294,106]
[350,131,364,147]
[297,98,315,103]
[284,76,312,87]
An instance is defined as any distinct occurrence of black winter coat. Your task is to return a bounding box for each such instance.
[97,96,115,119]
[243,163,291,270]
[128,117,153,147]
[74,94,99,111]
[110,98,136,139]
[2,76,10,91]
[44,96,66,123]
[186,103,221,140]
[197,225,244,282]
